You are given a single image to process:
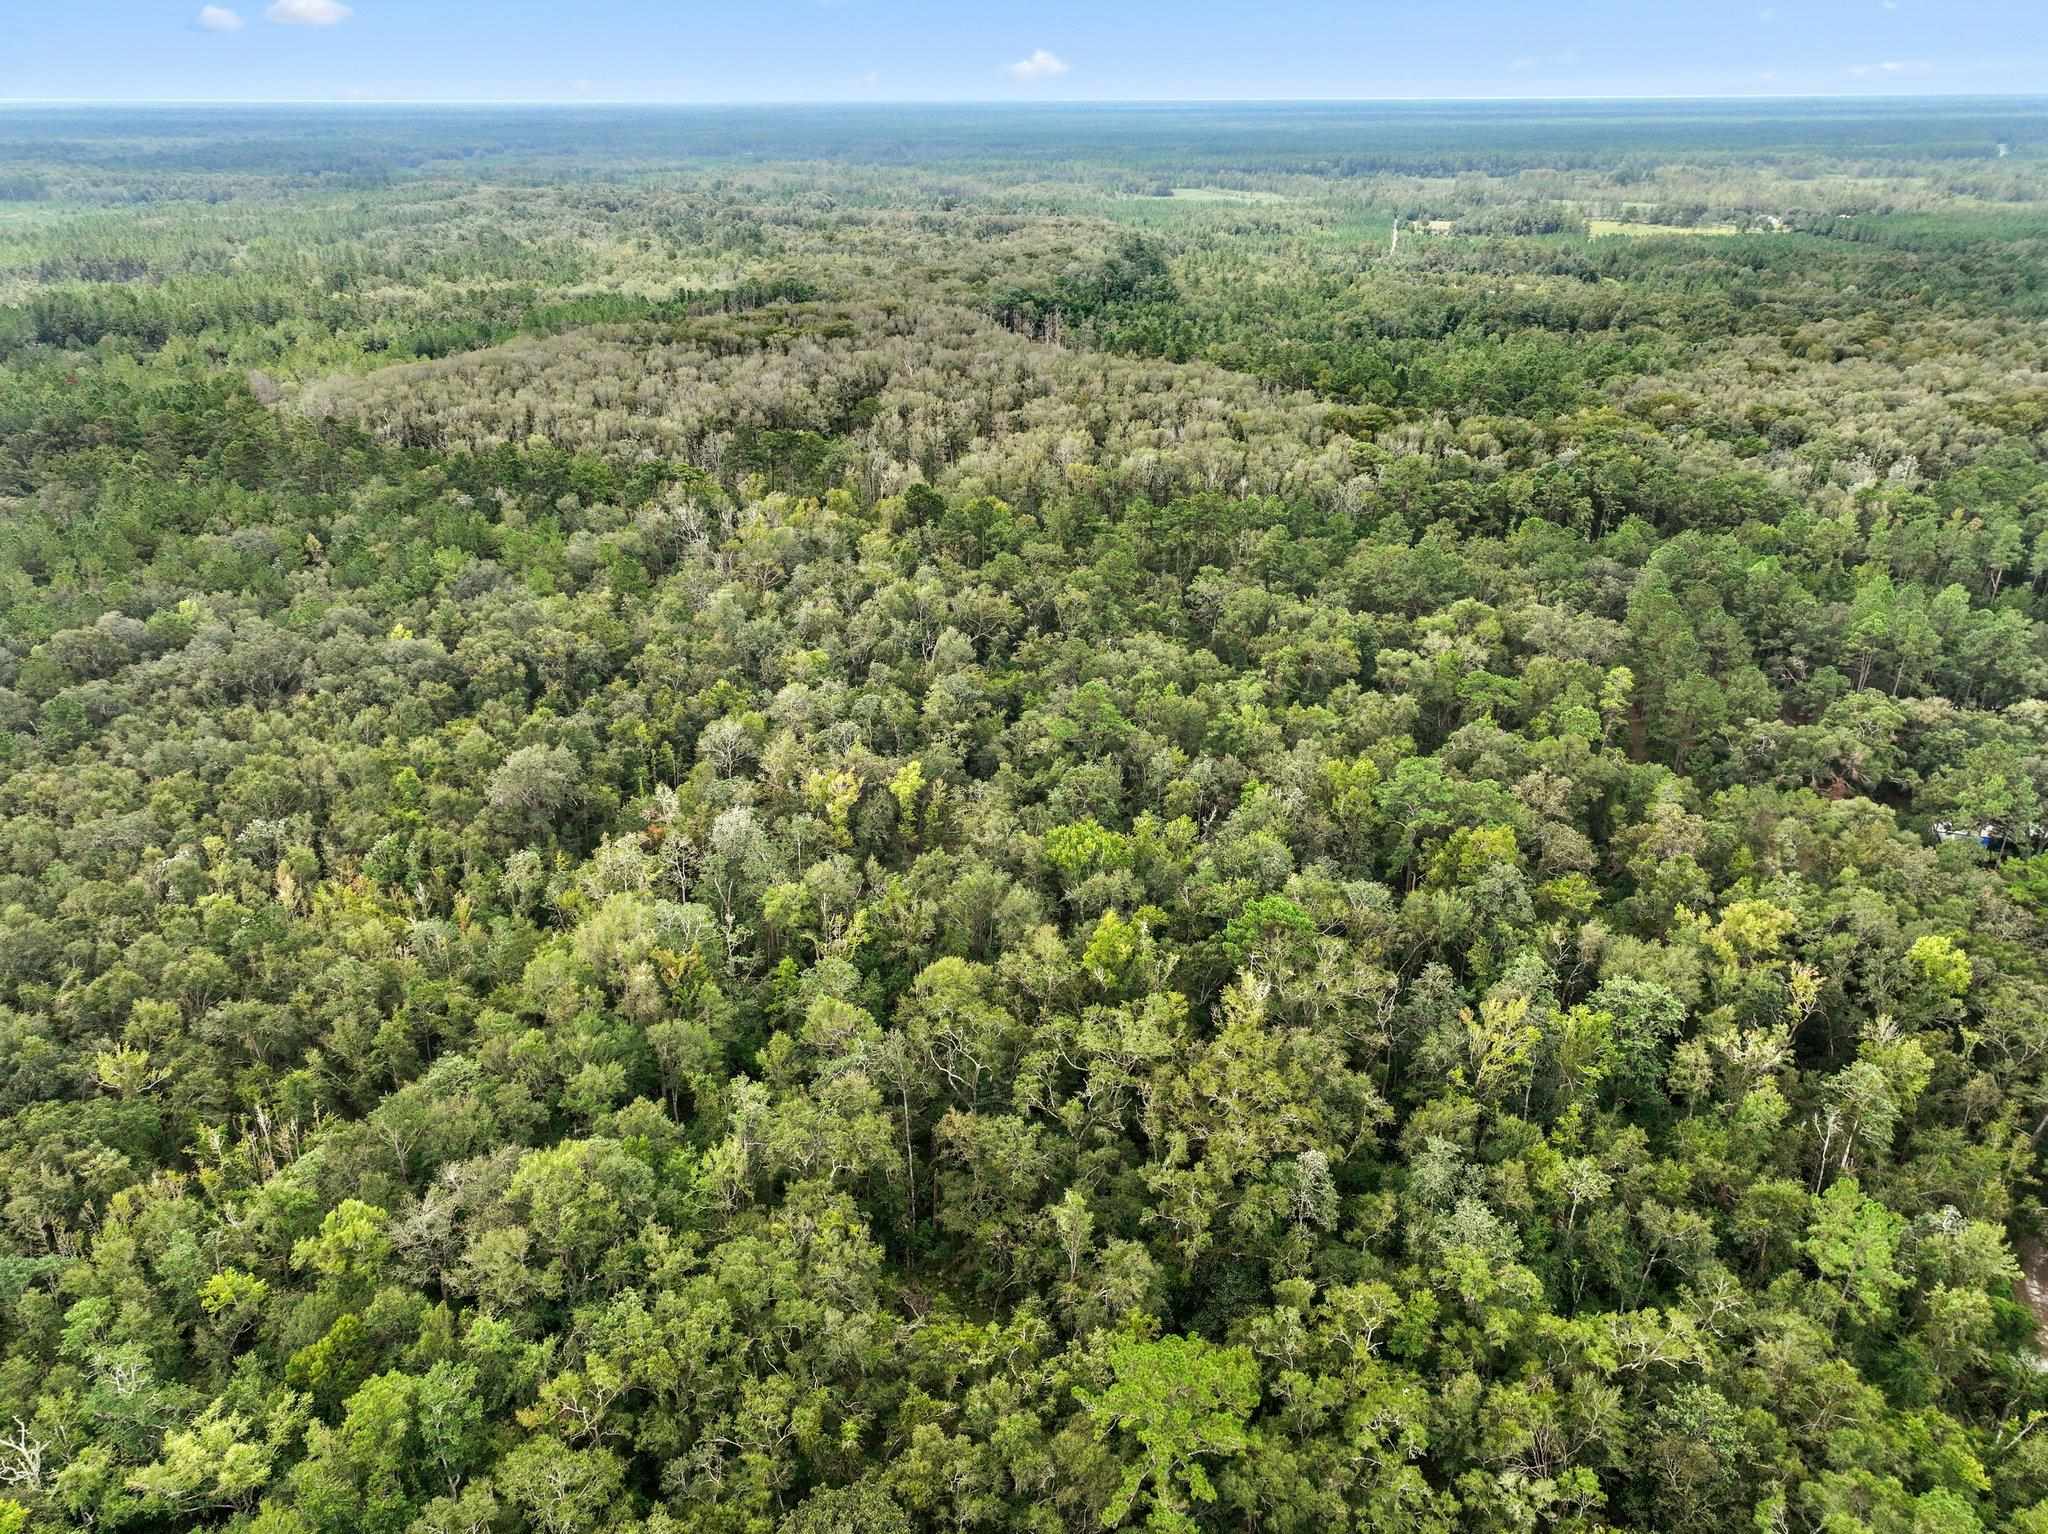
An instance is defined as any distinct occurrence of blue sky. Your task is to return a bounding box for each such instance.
[4,0,2044,103]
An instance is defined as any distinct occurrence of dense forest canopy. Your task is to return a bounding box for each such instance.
[2,99,2048,1534]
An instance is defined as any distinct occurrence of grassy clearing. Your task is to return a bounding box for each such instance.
[1166,186,1289,204]
[1589,217,1742,238]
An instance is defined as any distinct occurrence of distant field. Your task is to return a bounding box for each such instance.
[1589,217,1742,237]
[1166,186,1289,203]
[1104,184,1311,229]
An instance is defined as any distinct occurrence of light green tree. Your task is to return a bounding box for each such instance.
[1075,1334,1259,1532]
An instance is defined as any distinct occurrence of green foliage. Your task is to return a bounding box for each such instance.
[1076,1334,1260,1532]
[0,99,2045,1534]
[1044,819,1135,879]
[1806,1177,1908,1326]
[1908,934,1974,998]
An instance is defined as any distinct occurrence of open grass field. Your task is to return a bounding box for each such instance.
[1588,216,1743,237]
[1165,185,1290,203]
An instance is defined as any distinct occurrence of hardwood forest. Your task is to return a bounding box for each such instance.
[2,98,2048,1534]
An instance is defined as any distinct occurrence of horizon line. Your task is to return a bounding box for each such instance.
[4,90,2047,109]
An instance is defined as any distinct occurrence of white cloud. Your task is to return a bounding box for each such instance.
[1007,49,1069,83]
[267,0,352,25]
[198,5,245,30]
[1847,58,1932,77]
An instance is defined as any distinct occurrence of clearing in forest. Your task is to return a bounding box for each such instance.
[1588,217,1743,237]
[1165,186,1289,203]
